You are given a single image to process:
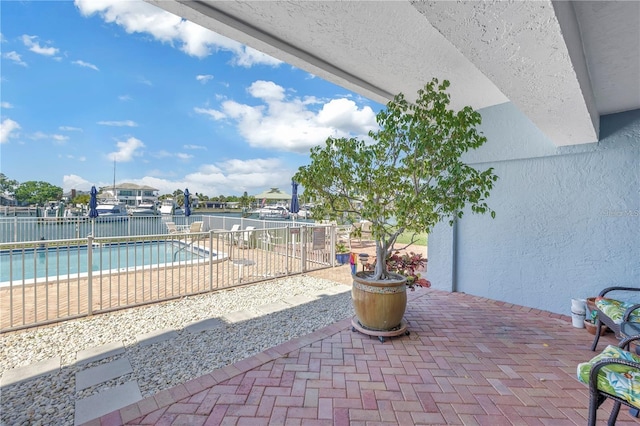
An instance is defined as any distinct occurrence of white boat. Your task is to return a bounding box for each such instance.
[94,200,129,221]
[129,202,159,216]
[256,205,290,219]
[159,199,184,216]
[296,204,314,219]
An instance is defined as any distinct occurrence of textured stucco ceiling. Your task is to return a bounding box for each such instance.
[148,0,640,147]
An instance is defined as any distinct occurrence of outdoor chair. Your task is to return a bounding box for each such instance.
[577,335,640,426]
[238,226,256,249]
[227,224,241,245]
[187,221,203,233]
[166,221,178,234]
[590,286,640,351]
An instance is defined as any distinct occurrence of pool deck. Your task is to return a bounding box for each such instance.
[82,243,636,425]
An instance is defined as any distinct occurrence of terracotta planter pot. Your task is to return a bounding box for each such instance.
[584,319,607,336]
[352,272,407,331]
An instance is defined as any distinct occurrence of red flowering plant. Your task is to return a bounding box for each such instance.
[364,251,431,290]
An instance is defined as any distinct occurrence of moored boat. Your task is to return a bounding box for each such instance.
[129,202,159,216]
[255,205,290,219]
[159,199,184,216]
[93,200,129,221]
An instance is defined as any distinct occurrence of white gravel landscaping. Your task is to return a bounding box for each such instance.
[0,275,353,426]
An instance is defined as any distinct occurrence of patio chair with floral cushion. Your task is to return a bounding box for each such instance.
[590,286,640,351]
[577,334,640,426]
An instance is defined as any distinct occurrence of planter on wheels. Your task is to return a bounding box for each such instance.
[351,271,409,342]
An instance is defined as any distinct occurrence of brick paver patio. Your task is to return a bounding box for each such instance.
[84,247,636,425]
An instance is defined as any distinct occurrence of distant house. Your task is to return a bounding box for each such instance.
[100,183,159,206]
[62,189,89,202]
[0,193,17,206]
[204,201,226,209]
[189,194,200,208]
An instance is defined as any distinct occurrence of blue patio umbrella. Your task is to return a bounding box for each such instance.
[290,180,300,214]
[88,186,99,236]
[88,186,99,218]
[184,188,191,217]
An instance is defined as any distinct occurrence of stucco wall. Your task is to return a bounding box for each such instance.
[428,103,639,315]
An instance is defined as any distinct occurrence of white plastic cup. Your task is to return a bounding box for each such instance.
[572,312,586,328]
[571,298,587,315]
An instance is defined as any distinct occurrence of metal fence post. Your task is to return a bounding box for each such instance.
[301,225,307,272]
[330,225,336,267]
[285,226,290,273]
[209,230,214,291]
[87,235,93,316]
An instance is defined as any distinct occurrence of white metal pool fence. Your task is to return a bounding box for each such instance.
[0,214,314,244]
[0,219,338,332]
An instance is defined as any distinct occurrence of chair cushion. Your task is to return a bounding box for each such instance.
[577,344,640,408]
[596,298,640,324]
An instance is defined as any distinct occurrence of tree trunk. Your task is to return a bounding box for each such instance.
[374,240,389,280]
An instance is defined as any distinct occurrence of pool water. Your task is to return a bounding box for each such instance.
[1,240,212,283]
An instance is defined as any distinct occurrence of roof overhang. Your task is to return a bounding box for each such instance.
[147,0,640,147]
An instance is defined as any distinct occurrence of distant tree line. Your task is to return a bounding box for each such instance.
[1,173,63,206]
[1,174,259,208]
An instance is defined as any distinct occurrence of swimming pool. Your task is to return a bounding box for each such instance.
[0,240,216,284]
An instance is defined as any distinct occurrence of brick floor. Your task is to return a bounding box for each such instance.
[86,245,637,425]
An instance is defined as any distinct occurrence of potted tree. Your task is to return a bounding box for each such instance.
[294,78,498,339]
[335,241,351,265]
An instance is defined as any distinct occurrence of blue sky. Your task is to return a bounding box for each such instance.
[0,0,383,197]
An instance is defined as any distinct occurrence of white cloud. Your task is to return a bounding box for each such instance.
[63,174,93,191]
[180,158,293,195]
[119,95,132,101]
[196,74,213,84]
[72,60,99,71]
[183,144,207,150]
[52,134,70,143]
[194,107,226,120]
[153,150,172,159]
[3,51,27,67]
[151,150,193,160]
[65,157,294,196]
[248,80,285,102]
[74,0,282,67]
[0,118,21,143]
[1,102,12,108]
[21,34,59,56]
[107,137,145,162]
[316,98,379,134]
[97,120,138,127]
[30,131,49,140]
[63,158,295,197]
[59,126,83,132]
[234,46,281,68]
[138,77,153,86]
[28,131,70,143]
[197,80,378,153]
